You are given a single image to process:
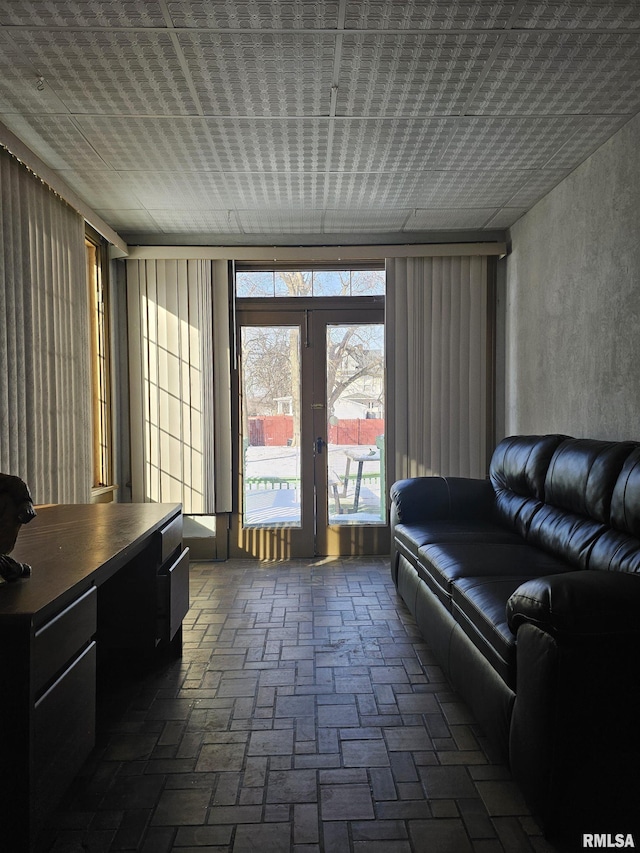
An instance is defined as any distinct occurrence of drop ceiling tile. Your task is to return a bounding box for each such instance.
[1,29,200,115]
[323,209,410,232]
[0,114,107,171]
[94,208,162,232]
[514,1,640,30]
[76,116,224,171]
[422,170,536,207]
[468,31,640,116]
[484,208,529,229]
[222,172,327,207]
[440,116,588,170]
[115,170,232,209]
[237,209,325,233]
[0,1,166,27]
[344,1,519,30]
[329,118,456,171]
[505,169,573,207]
[178,31,335,116]
[338,32,500,116]
[206,119,329,171]
[405,208,500,230]
[543,115,633,168]
[146,209,239,233]
[56,169,145,209]
[0,32,69,114]
[167,1,340,29]
[327,169,530,209]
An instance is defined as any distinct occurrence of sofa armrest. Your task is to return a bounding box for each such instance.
[389,476,495,525]
[507,570,640,636]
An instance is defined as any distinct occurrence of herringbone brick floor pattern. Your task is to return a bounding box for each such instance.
[37,558,561,852]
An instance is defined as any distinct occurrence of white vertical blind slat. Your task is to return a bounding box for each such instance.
[386,255,489,485]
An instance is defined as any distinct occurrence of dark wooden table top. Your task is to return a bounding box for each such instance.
[4,503,181,623]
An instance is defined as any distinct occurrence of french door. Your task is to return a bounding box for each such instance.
[231,305,388,557]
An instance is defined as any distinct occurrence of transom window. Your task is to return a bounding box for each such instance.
[236,268,385,298]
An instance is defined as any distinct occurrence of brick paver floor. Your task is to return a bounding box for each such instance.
[36,558,563,852]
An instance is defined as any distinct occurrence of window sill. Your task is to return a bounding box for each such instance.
[91,485,118,504]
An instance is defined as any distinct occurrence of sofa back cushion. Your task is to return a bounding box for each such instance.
[527,438,638,570]
[611,446,640,537]
[545,439,637,523]
[590,447,640,573]
[490,434,568,536]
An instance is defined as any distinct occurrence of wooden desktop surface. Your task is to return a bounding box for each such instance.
[6,502,181,622]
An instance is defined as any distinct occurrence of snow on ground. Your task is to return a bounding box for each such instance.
[243,444,383,524]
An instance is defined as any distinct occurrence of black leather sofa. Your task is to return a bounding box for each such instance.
[390,434,640,840]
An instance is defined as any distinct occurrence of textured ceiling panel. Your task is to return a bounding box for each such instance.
[344,1,519,31]
[147,208,240,233]
[3,29,199,115]
[237,208,325,233]
[76,116,224,171]
[419,169,536,207]
[56,169,145,209]
[406,208,500,229]
[0,113,105,170]
[113,170,234,209]
[178,32,335,116]
[221,172,327,207]
[205,119,329,171]
[167,1,341,30]
[440,116,590,170]
[514,1,640,29]
[329,118,456,171]
[323,209,410,232]
[77,116,330,172]
[484,208,529,228]
[543,115,632,168]
[505,169,573,207]
[326,169,528,208]
[0,32,69,113]
[469,32,640,115]
[338,33,500,116]
[0,0,167,27]
[94,208,162,232]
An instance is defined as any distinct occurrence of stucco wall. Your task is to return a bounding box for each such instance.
[504,111,640,441]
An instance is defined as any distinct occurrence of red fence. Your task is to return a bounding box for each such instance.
[328,419,384,445]
[248,416,383,447]
[248,415,293,446]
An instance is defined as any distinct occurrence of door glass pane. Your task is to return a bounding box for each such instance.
[241,325,301,527]
[326,323,385,525]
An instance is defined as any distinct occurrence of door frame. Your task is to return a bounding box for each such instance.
[230,297,388,558]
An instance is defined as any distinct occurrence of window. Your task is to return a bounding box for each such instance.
[86,231,112,493]
[236,267,385,298]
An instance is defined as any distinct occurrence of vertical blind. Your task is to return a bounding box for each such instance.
[127,258,232,514]
[386,255,490,484]
[0,148,91,504]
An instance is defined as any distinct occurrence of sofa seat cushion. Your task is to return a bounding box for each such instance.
[394,521,519,559]
[451,575,536,689]
[416,541,571,609]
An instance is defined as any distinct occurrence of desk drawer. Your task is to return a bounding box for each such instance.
[33,641,96,821]
[157,547,190,642]
[158,513,183,563]
[33,586,97,694]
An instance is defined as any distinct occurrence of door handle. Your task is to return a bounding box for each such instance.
[315,436,326,454]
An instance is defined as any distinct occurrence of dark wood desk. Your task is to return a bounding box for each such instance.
[1,503,189,851]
